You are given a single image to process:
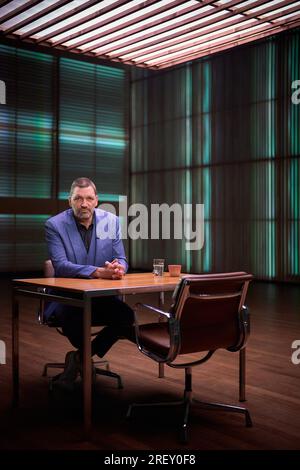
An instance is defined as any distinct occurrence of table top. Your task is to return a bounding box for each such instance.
[13,272,184,295]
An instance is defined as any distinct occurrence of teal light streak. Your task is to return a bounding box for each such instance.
[203,221,211,272]
[202,61,212,271]
[289,160,300,275]
[203,114,211,165]
[99,193,126,202]
[289,35,300,156]
[18,130,52,145]
[16,214,50,222]
[96,138,126,149]
[185,169,192,272]
[185,64,192,167]
[98,65,124,79]
[18,49,52,63]
[97,127,125,139]
[58,192,124,201]
[59,134,126,149]
[184,64,193,272]
[60,123,95,134]
[266,162,275,278]
[17,113,53,130]
[203,168,211,271]
[203,62,211,114]
[203,167,211,219]
[59,134,93,144]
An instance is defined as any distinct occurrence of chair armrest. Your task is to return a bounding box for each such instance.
[228,305,250,352]
[132,303,171,362]
[241,304,250,346]
[134,302,170,319]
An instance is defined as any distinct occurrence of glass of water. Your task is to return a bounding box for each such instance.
[153,259,165,276]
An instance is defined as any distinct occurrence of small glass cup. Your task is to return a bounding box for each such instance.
[153,258,165,276]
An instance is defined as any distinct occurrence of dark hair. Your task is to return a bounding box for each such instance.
[69,177,97,197]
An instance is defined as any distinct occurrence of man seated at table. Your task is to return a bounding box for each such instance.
[44,177,134,390]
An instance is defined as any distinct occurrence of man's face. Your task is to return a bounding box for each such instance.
[69,186,98,224]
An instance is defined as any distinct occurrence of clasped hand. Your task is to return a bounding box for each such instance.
[92,259,125,280]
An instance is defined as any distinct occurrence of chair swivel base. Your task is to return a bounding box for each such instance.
[94,366,123,389]
[42,359,110,377]
[127,396,252,444]
[44,361,123,389]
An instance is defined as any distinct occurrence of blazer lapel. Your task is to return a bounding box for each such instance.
[87,221,97,265]
[65,213,87,265]
[94,209,111,267]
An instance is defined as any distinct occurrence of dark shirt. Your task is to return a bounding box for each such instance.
[74,216,94,252]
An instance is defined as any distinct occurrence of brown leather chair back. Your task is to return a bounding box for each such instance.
[171,273,252,357]
[44,259,55,277]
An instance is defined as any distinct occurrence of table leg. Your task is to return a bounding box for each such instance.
[12,288,19,407]
[158,291,165,378]
[83,295,92,440]
[239,348,246,402]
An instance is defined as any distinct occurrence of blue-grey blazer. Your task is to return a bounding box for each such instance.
[44,208,128,320]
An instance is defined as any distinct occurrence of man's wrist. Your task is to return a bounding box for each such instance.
[91,267,102,278]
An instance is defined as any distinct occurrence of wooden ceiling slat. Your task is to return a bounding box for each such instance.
[3,0,70,35]
[103,0,268,59]
[0,0,40,26]
[19,0,101,39]
[0,0,15,8]
[152,16,300,68]
[74,0,220,54]
[126,1,300,63]
[54,0,194,49]
[0,0,299,69]
[33,0,129,44]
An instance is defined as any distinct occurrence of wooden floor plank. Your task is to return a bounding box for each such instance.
[0,279,300,449]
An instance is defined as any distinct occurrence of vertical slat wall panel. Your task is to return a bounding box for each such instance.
[0,45,54,271]
[15,215,50,270]
[16,49,53,198]
[59,58,96,197]
[0,45,129,272]
[130,28,300,282]
[131,61,213,275]
[0,45,16,197]
[281,33,300,279]
[96,65,129,197]
[59,59,128,200]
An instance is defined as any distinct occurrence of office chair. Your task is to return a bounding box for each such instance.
[38,260,123,389]
[127,272,253,443]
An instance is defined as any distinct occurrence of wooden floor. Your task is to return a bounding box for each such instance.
[0,279,300,450]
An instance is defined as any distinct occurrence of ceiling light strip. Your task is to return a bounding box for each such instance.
[148,16,300,68]
[82,0,241,55]
[123,0,298,62]
[0,0,40,26]
[63,0,203,51]
[94,0,260,57]
[48,0,163,47]
[18,0,102,39]
[90,0,244,56]
[108,0,273,60]
[34,0,127,44]
[155,18,300,67]
[2,0,70,35]
[143,21,277,65]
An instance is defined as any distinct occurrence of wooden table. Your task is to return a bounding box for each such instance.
[12,273,181,439]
